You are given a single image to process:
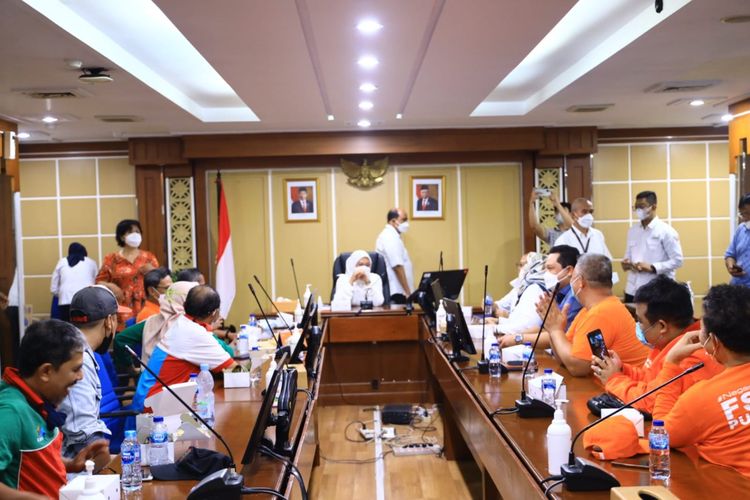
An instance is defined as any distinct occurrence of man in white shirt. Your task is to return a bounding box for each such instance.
[622,190,683,302]
[375,208,414,304]
[554,198,612,258]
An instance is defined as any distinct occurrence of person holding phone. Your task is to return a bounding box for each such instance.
[591,276,723,412]
[537,254,649,377]
[725,193,750,287]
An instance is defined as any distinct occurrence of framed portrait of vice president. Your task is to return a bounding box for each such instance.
[285,179,318,222]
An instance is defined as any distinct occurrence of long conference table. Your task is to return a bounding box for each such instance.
[132,306,750,499]
[319,306,750,499]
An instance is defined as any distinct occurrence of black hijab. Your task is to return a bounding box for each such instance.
[66,242,87,267]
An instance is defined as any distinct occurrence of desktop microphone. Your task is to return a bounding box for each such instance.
[560,362,704,491]
[290,258,302,304]
[253,275,295,332]
[514,282,561,418]
[477,265,490,374]
[124,346,243,498]
[247,283,289,360]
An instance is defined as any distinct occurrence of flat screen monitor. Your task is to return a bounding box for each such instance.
[241,351,289,468]
[297,293,314,330]
[442,298,477,362]
[412,269,468,324]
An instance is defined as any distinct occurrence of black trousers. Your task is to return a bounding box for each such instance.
[390,293,407,305]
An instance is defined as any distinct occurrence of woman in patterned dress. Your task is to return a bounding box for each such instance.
[96,219,158,326]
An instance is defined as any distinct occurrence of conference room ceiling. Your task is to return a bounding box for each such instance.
[1,0,749,143]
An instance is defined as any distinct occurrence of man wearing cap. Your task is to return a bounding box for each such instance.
[59,285,130,467]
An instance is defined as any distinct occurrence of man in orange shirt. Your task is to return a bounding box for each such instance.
[591,276,723,412]
[136,267,172,323]
[650,284,750,477]
[539,253,649,376]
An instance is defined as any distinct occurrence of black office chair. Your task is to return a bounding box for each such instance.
[330,251,390,304]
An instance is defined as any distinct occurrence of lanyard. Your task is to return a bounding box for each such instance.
[572,229,591,253]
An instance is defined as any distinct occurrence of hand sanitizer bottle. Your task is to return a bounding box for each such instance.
[546,400,572,475]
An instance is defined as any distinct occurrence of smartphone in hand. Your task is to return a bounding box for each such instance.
[587,329,609,359]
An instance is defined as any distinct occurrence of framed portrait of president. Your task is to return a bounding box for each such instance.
[411,176,444,220]
[285,179,318,222]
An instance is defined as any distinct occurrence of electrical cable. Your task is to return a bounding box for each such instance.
[540,475,563,484]
[544,478,565,497]
[492,407,518,415]
[260,445,309,500]
[321,451,393,464]
[241,487,288,498]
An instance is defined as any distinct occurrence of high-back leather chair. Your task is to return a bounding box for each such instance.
[331,251,390,304]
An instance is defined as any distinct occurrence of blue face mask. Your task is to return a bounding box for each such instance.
[635,322,656,348]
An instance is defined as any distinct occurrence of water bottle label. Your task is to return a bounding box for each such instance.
[151,432,168,444]
[649,434,669,450]
[542,380,556,391]
[122,449,135,465]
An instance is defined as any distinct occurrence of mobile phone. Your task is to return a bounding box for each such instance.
[534,188,551,197]
[587,329,609,359]
[734,264,744,273]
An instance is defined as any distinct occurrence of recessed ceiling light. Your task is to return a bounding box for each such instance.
[396,113,403,119]
[327,114,335,121]
[689,99,705,106]
[357,55,379,69]
[721,113,733,122]
[357,119,371,128]
[356,19,383,34]
[358,101,374,111]
[42,116,58,123]
[17,132,30,139]
[359,83,378,93]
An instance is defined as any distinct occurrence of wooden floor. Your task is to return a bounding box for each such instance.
[309,405,480,500]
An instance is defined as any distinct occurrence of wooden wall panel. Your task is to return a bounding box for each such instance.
[129,138,184,166]
[729,99,750,175]
[135,166,167,265]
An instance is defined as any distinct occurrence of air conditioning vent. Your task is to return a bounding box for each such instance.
[566,104,613,113]
[645,80,721,93]
[13,87,93,99]
[94,115,143,123]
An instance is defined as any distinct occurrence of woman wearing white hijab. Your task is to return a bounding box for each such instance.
[141,280,198,363]
[332,250,385,307]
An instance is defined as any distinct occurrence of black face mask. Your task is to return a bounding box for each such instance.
[95,318,114,354]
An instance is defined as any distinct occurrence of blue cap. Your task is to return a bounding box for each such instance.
[200,363,209,371]
[544,368,553,374]
[189,373,197,379]
[653,420,664,426]
[125,430,137,439]
[154,416,164,423]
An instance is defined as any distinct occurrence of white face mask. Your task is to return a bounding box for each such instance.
[397,221,410,234]
[635,207,652,221]
[577,213,594,229]
[543,271,559,290]
[124,232,142,248]
[355,265,371,278]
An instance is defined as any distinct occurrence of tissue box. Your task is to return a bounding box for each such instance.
[501,343,527,363]
[601,408,645,437]
[60,474,120,499]
[273,300,297,313]
[223,369,251,388]
[527,372,565,401]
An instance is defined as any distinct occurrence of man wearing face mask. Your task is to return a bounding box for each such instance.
[591,276,722,412]
[60,285,131,464]
[375,208,414,304]
[137,267,172,323]
[538,254,648,377]
[725,193,750,287]
[554,198,612,259]
[333,250,385,307]
[528,190,574,245]
[622,191,683,302]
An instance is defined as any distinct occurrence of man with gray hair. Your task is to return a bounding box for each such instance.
[537,254,649,376]
[554,198,612,258]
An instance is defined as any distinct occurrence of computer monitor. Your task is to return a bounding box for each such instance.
[442,298,477,363]
[241,352,289,468]
[296,293,314,330]
[411,269,468,325]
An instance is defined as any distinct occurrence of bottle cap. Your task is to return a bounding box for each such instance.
[653,420,664,427]
[524,342,532,347]
[189,373,197,379]
[200,363,209,371]
[85,459,94,475]
[544,368,553,374]
[153,416,164,423]
[491,342,499,347]
[124,430,137,439]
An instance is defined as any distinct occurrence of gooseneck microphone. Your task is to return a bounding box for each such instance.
[477,265,490,374]
[247,283,285,355]
[290,258,302,304]
[560,362,705,492]
[124,346,237,470]
[514,282,560,418]
[253,275,295,333]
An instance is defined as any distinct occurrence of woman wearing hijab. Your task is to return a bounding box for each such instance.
[492,252,544,318]
[332,250,385,307]
[50,243,98,321]
[491,256,548,337]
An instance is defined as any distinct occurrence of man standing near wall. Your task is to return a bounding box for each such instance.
[554,198,612,258]
[621,191,683,302]
[375,208,414,304]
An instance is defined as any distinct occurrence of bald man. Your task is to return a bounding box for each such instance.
[554,198,612,258]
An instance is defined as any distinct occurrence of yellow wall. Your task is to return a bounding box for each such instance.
[18,157,136,318]
[207,163,522,324]
[593,142,731,313]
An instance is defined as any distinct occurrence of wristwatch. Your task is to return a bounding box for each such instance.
[515,334,523,345]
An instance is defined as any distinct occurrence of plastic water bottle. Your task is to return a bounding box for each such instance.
[303,284,312,307]
[484,295,493,317]
[188,373,198,412]
[541,368,556,406]
[196,363,215,425]
[248,314,258,328]
[436,300,447,334]
[148,416,169,466]
[294,300,304,325]
[249,346,261,385]
[649,420,670,481]
[523,342,537,394]
[488,343,502,378]
[121,429,142,492]
[236,325,249,358]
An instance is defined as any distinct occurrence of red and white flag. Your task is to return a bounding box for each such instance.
[215,174,235,319]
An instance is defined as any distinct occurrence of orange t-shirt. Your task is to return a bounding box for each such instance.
[605,320,724,412]
[654,362,750,477]
[565,295,649,367]
[136,300,160,323]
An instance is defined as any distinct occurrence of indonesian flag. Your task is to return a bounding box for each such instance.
[215,174,235,319]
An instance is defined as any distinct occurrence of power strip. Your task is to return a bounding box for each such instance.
[359,427,396,440]
[392,443,442,456]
